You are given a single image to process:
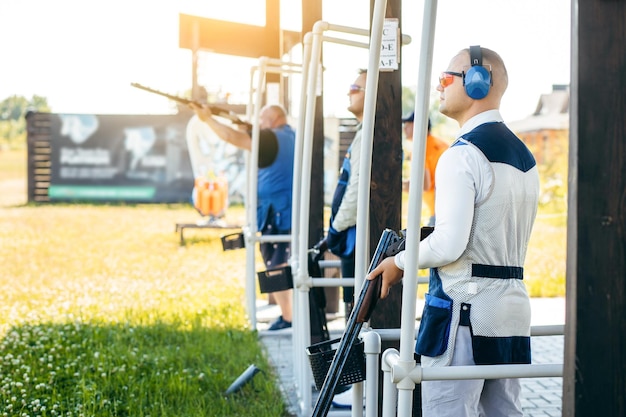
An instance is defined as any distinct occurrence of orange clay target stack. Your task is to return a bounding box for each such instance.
[193,175,228,219]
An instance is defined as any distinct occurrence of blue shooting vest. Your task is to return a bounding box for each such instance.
[328,138,357,257]
[330,143,352,219]
[257,124,295,232]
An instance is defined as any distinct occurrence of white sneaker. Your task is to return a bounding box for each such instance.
[331,386,365,409]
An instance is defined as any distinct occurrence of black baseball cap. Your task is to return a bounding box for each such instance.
[402,112,431,131]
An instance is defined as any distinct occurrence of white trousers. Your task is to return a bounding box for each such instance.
[421,326,523,417]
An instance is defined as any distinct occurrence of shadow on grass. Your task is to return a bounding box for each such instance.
[0,321,290,417]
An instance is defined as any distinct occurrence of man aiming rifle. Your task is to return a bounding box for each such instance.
[130,82,251,129]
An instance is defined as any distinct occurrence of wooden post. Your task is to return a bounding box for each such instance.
[302,0,324,248]
[564,1,626,415]
[368,0,403,331]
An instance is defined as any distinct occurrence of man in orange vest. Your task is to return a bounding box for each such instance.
[402,112,449,226]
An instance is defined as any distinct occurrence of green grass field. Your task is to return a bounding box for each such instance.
[0,150,288,416]
[0,149,566,416]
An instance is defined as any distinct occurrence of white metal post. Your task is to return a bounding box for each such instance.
[283,14,413,413]
[244,58,302,331]
[291,32,313,411]
[353,0,386,296]
[363,331,382,417]
[390,0,439,414]
[296,21,328,415]
[243,57,267,330]
[381,348,399,417]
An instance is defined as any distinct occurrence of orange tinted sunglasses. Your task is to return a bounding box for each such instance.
[439,71,463,88]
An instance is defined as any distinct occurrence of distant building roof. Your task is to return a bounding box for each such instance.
[509,85,570,133]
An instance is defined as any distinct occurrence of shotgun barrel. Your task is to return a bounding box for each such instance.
[130,82,251,127]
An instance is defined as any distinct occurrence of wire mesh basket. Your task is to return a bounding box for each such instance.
[306,337,365,390]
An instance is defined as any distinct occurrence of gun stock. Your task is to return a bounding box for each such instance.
[130,82,251,128]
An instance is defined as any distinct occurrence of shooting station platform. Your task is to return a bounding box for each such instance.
[175,219,242,245]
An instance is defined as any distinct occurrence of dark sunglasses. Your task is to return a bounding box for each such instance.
[439,71,463,88]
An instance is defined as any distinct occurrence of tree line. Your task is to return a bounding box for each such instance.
[0,95,49,150]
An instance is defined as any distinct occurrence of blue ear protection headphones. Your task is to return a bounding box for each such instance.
[463,45,492,99]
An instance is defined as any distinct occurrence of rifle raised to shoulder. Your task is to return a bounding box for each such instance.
[130,82,251,128]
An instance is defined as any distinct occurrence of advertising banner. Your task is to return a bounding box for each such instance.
[27,111,246,205]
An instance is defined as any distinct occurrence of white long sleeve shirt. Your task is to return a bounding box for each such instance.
[395,110,504,270]
[332,126,362,232]
[402,109,539,367]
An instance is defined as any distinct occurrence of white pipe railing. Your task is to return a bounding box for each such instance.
[294,17,390,415]
[318,260,342,269]
[352,0,387,313]
[310,278,355,287]
[243,57,302,330]
[292,13,415,415]
[294,21,325,413]
[367,324,565,342]
[376,327,564,416]
[359,324,565,417]
[291,32,313,413]
[363,332,381,417]
[392,0,437,413]
[385,350,563,383]
[256,235,292,243]
[243,56,266,330]
[380,347,563,416]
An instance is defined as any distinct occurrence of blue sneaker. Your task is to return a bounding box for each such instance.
[268,316,292,331]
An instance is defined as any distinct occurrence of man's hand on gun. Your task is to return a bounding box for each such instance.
[188,102,250,133]
[365,225,433,299]
[365,256,404,299]
[188,102,213,123]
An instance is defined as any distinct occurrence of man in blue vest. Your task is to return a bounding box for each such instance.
[326,69,366,321]
[367,46,539,416]
[190,103,295,331]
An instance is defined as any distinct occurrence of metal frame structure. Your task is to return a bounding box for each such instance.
[242,57,303,331]
[292,7,412,415]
